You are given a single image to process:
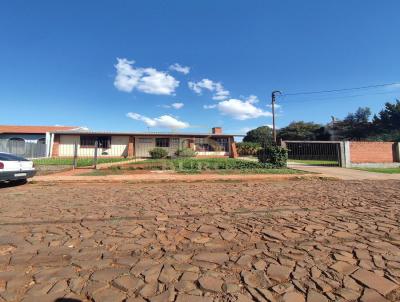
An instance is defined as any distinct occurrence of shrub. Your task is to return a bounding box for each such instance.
[171,158,270,170]
[149,148,168,159]
[236,142,262,156]
[257,146,288,168]
[175,148,196,158]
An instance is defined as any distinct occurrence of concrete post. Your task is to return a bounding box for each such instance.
[341,141,351,168]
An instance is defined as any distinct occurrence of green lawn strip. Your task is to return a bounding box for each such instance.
[289,159,338,166]
[353,167,400,174]
[33,157,133,167]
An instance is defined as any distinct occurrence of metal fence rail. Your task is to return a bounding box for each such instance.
[0,139,46,158]
[283,141,341,166]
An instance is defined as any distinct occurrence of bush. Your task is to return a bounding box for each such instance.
[175,148,196,158]
[149,148,168,159]
[170,158,270,170]
[236,142,262,156]
[257,146,288,168]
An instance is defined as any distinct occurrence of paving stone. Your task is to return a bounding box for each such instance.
[159,265,180,283]
[266,264,292,282]
[142,265,162,283]
[112,275,144,292]
[139,282,159,298]
[90,267,129,282]
[91,286,126,302]
[351,269,398,295]
[175,294,213,302]
[198,276,223,293]
[241,270,270,288]
[306,289,328,302]
[192,252,229,265]
[180,271,199,282]
[336,287,361,301]
[175,280,197,292]
[222,282,240,293]
[359,288,389,302]
[281,291,305,302]
[236,255,253,267]
[330,261,358,275]
[262,229,286,241]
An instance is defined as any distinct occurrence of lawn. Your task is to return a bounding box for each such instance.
[106,158,303,175]
[353,167,400,174]
[33,157,133,167]
[289,159,338,166]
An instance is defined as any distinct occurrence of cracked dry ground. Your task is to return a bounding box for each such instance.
[0,180,400,302]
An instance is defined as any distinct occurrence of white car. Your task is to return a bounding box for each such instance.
[0,152,36,183]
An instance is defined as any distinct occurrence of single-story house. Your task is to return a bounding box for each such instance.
[0,125,84,157]
[50,127,240,158]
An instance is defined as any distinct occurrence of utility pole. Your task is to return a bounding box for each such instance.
[271,90,281,144]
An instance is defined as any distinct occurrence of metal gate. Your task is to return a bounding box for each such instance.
[0,139,47,158]
[283,141,342,166]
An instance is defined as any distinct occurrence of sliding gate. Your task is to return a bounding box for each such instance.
[283,141,343,166]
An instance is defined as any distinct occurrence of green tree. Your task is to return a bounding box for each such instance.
[243,126,273,146]
[373,100,400,131]
[334,107,373,140]
[278,121,326,141]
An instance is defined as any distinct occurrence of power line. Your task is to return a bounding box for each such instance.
[278,90,400,104]
[281,82,400,97]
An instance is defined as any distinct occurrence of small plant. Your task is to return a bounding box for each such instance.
[175,148,196,158]
[257,146,288,168]
[236,142,262,156]
[149,147,168,159]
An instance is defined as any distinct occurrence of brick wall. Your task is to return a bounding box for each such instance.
[350,142,395,163]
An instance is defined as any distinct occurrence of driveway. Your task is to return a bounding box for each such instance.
[288,163,400,180]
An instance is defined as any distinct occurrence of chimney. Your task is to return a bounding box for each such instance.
[212,127,222,134]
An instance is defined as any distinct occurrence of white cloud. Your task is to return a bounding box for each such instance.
[171,102,184,109]
[267,103,281,109]
[126,112,189,129]
[114,58,179,95]
[169,63,190,75]
[188,79,230,100]
[217,99,272,120]
[203,104,217,109]
[386,83,400,91]
[245,95,259,104]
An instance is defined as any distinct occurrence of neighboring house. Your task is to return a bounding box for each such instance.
[50,127,240,158]
[0,125,84,157]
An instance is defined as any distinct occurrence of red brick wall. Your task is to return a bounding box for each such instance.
[51,134,60,157]
[350,142,395,163]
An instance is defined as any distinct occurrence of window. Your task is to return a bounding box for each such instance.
[80,136,111,148]
[215,138,229,152]
[155,138,170,148]
[195,138,213,151]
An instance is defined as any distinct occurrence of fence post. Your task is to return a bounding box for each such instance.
[395,142,400,162]
[94,142,98,169]
[73,142,78,169]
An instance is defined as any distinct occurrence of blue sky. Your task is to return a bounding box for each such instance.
[1,1,400,134]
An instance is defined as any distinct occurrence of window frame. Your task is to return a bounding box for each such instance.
[155,137,170,148]
[80,135,111,149]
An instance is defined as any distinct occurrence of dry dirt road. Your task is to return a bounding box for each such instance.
[0,180,399,302]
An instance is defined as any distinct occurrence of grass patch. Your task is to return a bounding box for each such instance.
[33,157,133,167]
[78,169,124,176]
[217,168,304,174]
[289,159,338,166]
[353,167,400,174]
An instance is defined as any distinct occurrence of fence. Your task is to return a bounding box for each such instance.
[0,139,46,158]
[282,141,342,166]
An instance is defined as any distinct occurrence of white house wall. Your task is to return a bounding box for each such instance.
[58,135,129,157]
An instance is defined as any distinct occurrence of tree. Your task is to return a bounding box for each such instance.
[373,100,400,131]
[243,126,273,146]
[278,121,326,141]
[333,107,373,140]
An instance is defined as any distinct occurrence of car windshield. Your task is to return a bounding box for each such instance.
[0,153,29,161]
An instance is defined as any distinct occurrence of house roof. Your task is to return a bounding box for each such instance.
[51,130,244,137]
[0,125,80,134]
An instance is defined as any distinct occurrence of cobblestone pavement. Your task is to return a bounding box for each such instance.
[0,180,400,302]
